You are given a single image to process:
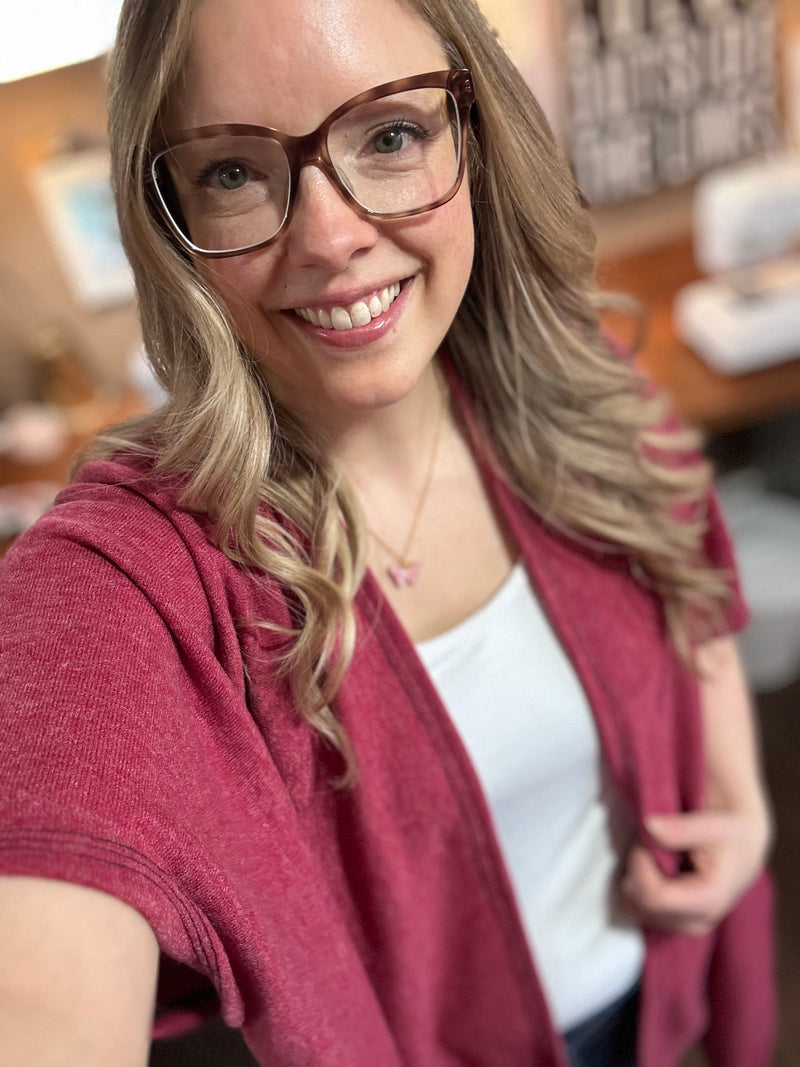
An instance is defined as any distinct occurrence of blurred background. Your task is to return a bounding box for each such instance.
[0,1,798,1063]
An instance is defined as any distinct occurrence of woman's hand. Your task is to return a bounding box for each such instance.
[621,807,771,936]
[622,633,772,937]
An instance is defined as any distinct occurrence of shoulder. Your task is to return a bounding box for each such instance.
[1,458,208,633]
[0,455,292,657]
[38,454,215,569]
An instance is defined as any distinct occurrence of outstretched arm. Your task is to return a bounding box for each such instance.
[622,634,772,936]
[0,876,159,1064]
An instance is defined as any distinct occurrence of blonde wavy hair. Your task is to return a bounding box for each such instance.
[97,0,731,777]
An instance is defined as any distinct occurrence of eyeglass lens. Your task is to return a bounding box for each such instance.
[154,86,462,254]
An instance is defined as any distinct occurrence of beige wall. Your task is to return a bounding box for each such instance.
[0,56,139,407]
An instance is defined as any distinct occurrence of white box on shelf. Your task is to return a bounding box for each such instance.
[693,154,800,274]
[673,255,800,374]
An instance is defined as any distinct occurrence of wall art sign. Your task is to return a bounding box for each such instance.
[564,0,780,203]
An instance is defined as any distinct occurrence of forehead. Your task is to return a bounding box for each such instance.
[168,0,449,133]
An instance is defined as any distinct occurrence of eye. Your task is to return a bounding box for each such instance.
[371,121,424,155]
[215,161,250,190]
[192,157,257,191]
[373,129,409,154]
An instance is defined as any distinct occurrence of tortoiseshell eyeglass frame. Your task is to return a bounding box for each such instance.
[149,68,475,258]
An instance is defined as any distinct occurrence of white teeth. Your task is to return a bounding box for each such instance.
[350,302,372,328]
[331,307,352,330]
[294,282,402,330]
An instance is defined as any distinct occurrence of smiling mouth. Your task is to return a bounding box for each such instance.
[293,282,402,331]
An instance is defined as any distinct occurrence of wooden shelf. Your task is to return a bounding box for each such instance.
[598,236,800,432]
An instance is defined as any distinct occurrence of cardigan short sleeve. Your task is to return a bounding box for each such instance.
[0,465,282,1027]
[635,399,750,639]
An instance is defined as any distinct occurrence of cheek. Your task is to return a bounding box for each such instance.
[429,184,475,291]
[199,256,261,306]
[197,257,277,343]
[393,177,474,285]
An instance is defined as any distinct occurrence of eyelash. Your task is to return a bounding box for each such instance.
[373,119,428,140]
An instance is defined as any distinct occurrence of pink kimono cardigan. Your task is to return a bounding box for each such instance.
[0,393,775,1065]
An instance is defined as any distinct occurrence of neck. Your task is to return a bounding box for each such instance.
[341,366,451,590]
[329,362,448,486]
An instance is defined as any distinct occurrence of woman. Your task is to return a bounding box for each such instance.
[0,0,774,1063]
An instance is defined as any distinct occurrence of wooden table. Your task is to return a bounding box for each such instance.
[597,236,800,432]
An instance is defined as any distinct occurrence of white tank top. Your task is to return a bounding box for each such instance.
[416,561,644,1031]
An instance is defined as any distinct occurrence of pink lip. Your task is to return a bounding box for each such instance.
[283,278,412,350]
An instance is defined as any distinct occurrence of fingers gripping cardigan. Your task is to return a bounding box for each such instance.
[0,436,775,1065]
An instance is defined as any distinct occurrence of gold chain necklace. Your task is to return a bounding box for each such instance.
[368,383,449,589]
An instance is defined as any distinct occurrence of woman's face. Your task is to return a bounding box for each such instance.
[166,0,475,427]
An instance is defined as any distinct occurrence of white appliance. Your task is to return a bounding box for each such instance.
[674,155,800,374]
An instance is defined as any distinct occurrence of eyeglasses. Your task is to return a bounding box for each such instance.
[149,68,475,258]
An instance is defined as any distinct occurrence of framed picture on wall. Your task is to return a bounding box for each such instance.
[28,146,135,311]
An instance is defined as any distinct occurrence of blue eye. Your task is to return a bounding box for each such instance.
[216,162,249,189]
[193,158,254,190]
[372,121,425,154]
[374,130,407,154]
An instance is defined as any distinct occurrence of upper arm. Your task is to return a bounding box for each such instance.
[0,876,159,1066]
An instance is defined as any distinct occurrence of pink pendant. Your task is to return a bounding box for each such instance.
[388,561,422,588]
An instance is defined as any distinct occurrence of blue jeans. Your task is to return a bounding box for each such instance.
[563,984,639,1067]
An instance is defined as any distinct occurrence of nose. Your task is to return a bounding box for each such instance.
[283,164,379,270]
